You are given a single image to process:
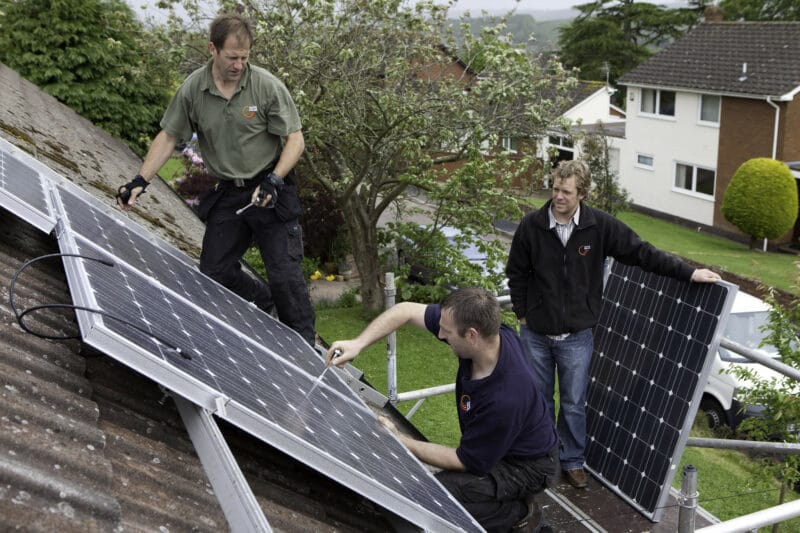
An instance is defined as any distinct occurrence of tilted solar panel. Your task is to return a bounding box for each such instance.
[0,137,55,233]
[585,261,735,521]
[48,175,482,531]
[55,184,348,392]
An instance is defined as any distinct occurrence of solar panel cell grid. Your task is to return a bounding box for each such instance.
[586,261,733,521]
[0,142,55,232]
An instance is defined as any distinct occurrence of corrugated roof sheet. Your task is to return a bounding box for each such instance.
[619,22,800,98]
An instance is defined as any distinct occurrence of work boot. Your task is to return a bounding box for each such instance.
[512,493,551,532]
[563,468,588,489]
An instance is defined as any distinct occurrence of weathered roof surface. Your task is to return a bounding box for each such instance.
[0,63,392,531]
[619,22,800,98]
[0,64,205,258]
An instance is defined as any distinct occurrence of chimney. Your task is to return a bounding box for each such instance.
[704,5,724,22]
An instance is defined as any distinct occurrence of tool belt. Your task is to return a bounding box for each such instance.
[215,167,294,190]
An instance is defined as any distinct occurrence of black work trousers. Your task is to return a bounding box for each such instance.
[435,446,558,533]
[198,184,315,346]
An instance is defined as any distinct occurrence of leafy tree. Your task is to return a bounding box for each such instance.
[581,127,630,217]
[719,0,800,21]
[557,0,701,86]
[0,0,178,154]
[190,0,574,311]
[721,158,798,249]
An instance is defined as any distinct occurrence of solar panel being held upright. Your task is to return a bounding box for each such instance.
[585,261,735,521]
[49,177,482,531]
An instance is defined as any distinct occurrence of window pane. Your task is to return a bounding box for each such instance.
[562,137,574,148]
[641,89,656,113]
[696,167,715,195]
[659,91,676,116]
[548,135,560,145]
[701,95,720,122]
[637,154,654,167]
[675,164,692,190]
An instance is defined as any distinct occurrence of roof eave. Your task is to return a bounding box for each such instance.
[620,81,800,102]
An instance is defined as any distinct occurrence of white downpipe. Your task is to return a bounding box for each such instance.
[764,96,781,252]
[766,96,780,159]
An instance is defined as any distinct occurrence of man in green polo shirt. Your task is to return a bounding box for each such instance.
[117,13,315,347]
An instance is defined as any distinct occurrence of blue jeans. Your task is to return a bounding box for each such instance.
[520,326,593,471]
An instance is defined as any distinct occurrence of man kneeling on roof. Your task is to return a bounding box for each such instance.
[326,287,558,532]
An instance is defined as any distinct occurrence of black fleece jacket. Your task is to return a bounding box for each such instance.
[506,200,695,335]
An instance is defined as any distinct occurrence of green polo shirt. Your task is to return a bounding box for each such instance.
[161,61,302,181]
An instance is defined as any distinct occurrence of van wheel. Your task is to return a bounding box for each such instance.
[700,398,726,429]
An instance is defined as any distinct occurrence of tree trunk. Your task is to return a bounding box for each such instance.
[345,206,384,312]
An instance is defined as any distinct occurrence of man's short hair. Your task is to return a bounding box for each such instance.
[552,160,591,197]
[210,13,254,50]
[441,287,501,338]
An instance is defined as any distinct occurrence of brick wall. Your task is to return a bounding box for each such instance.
[715,96,799,244]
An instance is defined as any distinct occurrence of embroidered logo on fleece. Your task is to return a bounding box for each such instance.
[241,105,257,119]
[578,244,592,256]
[459,394,472,412]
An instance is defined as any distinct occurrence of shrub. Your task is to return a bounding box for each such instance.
[722,158,797,248]
[173,144,216,208]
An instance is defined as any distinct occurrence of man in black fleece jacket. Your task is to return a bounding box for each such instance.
[505,160,720,489]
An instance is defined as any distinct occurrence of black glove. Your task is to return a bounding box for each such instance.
[116,175,149,205]
[256,172,283,208]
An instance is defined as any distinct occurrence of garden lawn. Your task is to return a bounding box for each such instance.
[619,211,799,295]
[158,156,185,184]
[315,306,461,447]
[675,421,800,531]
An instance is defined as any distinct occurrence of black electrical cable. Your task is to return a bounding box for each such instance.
[9,253,191,360]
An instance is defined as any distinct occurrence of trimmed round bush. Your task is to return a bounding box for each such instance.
[721,158,798,243]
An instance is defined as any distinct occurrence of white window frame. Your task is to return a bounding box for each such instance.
[547,134,575,159]
[639,88,676,119]
[673,161,716,199]
[635,153,655,170]
[501,136,519,154]
[698,94,721,126]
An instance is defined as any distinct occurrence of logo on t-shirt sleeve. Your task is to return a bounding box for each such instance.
[459,394,472,412]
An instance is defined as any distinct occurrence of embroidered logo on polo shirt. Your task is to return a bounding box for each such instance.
[459,394,472,412]
[578,244,592,256]
[242,105,257,119]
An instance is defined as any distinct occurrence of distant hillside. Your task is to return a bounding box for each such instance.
[449,14,571,52]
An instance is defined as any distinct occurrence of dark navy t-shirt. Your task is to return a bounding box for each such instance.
[424,305,558,475]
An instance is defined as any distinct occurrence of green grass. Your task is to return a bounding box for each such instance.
[158,156,185,184]
[316,307,462,447]
[619,211,800,295]
[674,421,800,531]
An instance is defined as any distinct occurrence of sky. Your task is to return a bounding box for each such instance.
[132,0,689,23]
[447,0,689,14]
[451,0,581,11]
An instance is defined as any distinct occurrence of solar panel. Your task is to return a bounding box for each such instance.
[585,261,735,521]
[55,183,347,391]
[0,137,56,233]
[45,173,482,531]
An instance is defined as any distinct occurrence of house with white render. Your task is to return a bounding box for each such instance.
[617,20,800,245]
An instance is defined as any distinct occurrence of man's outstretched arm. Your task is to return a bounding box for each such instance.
[325,302,428,367]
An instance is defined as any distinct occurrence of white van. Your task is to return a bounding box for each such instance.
[701,290,782,429]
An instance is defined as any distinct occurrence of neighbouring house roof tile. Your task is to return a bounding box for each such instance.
[619,22,800,98]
